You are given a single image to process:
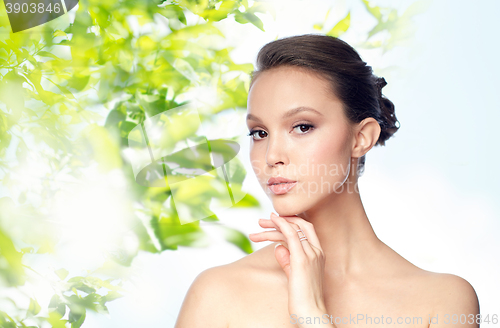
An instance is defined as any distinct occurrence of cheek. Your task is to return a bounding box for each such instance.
[300,131,350,179]
[249,144,265,178]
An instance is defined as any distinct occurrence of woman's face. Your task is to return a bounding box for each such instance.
[246,66,355,216]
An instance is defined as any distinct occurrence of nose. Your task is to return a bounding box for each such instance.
[265,134,288,167]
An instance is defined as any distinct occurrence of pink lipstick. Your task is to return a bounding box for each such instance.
[267,177,298,195]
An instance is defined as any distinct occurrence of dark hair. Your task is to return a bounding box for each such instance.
[249,33,400,176]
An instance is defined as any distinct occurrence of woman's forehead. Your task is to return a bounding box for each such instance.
[247,67,342,118]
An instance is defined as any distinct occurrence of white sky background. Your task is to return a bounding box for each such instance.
[85,0,500,326]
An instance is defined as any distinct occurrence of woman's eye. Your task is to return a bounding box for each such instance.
[293,124,314,134]
[247,130,268,140]
[247,125,313,139]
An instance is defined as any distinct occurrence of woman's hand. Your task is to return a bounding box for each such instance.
[249,213,335,328]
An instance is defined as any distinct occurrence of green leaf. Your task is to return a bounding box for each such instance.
[55,268,69,280]
[37,51,60,60]
[81,124,122,172]
[53,82,76,99]
[53,29,67,37]
[0,111,12,151]
[26,69,64,106]
[233,193,259,207]
[216,225,253,254]
[67,277,97,294]
[27,298,41,316]
[201,214,219,222]
[169,22,225,40]
[102,290,123,303]
[104,108,126,127]
[326,11,350,38]
[71,311,86,328]
[161,4,187,25]
[176,0,209,15]
[67,73,90,91]
[200,0,238,22]
[313,23,323,31]
[0,311,16,327]
[172,57,199,83]
[48,294,67,317]
[234,11,265,31]
[118,121,137,146]
[0,71,28,113]
[21,48,37,66]
[48,311,68,328]
[361,0,382,21]
[68,307,86,327]
[0,227,25,286]
[246,1,275,20]
[135,92,168,117]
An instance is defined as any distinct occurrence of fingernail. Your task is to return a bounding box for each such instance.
[275,243,281,249]
[271,213,277,217]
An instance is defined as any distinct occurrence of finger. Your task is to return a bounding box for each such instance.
[277,217,316,257]
[249,231,289,250]
[282,216,322,253]
[274,243,291,279]
[289,221,317,258]
[270,213,306,261]
[258,218,279,230]
[249,230,285,243]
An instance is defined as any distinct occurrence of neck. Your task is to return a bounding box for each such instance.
[296,163,382,280]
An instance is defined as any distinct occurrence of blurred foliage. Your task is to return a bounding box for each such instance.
[0,0,427,326]
[314,0,431,52]
[359,0,431,51]
[0,0,271,326]
[313,9,351,38]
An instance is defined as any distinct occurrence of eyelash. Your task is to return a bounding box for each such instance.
[247,123,315,140]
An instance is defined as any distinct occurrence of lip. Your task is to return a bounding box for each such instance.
[267,177,298,195]
[267,177,296,185]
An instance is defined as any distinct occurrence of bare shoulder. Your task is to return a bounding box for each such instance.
[377,242,479,325]
[175,244,281,328]
[382,242,479,305]
[425,272,479,310]
[418,271,480,327]
[174,264,239,328]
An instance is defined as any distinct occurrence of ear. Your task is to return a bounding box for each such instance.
[351,117,381,158]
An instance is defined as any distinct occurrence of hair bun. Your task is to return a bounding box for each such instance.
[375,76,400,146]
[376,77,387,90]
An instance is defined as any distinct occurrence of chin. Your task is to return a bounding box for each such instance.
[262,179,335,216]
[270,196,313,217]
[268,185,335,217]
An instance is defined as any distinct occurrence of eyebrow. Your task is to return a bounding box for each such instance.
[246,106,323,123]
